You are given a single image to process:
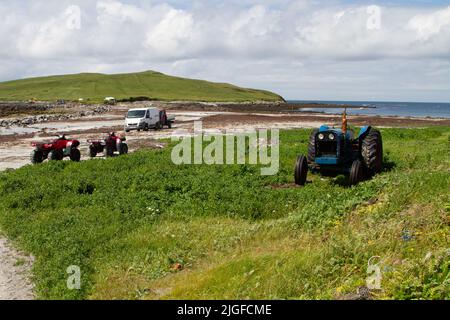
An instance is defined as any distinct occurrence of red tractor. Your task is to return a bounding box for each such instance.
[30,135,81,164]
[88,132,128,158]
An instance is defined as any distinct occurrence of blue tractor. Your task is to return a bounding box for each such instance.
[295,110,383,186]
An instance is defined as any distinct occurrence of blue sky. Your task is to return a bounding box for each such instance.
[0,0,449,102]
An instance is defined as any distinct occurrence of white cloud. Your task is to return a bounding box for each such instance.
[408,6,450,41]
[0,1,449,101]
[145,8,194,57]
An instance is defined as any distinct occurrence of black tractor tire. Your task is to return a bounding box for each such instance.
[50,149,64,161]
[120,144,128,155]
[89,146,97,158]
[307,129,319,163]
[105,146,114,158]
[361,129,383,176]
[168,122,172,129]
[30,150,44,164]
[294,155,308,186]
[70,148,81,162]
[349,159,364,186]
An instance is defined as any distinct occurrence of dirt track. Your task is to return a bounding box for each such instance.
[0,237,34,300]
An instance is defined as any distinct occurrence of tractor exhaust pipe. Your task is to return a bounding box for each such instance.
[342,107,348,135]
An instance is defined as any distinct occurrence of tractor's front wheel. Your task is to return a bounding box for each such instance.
[294,155,308,186]
[70,148,81,162]
[349,159,364,185]
[30,150,44,164]
[362,129,383,176]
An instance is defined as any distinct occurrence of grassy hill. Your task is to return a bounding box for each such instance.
[0,70,284,103]
[0,127,448,300]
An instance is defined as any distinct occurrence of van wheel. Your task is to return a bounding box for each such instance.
[144,124,149,132]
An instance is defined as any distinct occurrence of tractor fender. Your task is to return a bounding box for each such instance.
[319,125,330,132]
[358,126,372,140]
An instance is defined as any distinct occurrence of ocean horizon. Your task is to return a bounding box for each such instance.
[289,100,450,119]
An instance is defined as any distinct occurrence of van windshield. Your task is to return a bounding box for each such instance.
[127,110,146,119]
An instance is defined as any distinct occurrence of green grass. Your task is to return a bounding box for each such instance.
[0,70,284,103]
[0,127,448,300]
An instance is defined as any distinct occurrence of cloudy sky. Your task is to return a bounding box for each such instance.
[1,0,450,102]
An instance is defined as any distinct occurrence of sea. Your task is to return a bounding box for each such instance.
[289,100,450,119]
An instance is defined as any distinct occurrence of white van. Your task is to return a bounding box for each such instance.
[124,107,160,132]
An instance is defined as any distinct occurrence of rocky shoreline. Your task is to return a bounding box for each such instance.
[0,105,112,128]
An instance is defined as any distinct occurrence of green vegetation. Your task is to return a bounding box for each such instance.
[0,127,448,300]
[0,70,284,103]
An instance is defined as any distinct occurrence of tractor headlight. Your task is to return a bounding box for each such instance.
[318,133,325,140]
[328,133,335,140]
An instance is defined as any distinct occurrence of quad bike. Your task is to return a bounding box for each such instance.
[30,135,81,164]
[295,109,383,186]
[88,132,128,158]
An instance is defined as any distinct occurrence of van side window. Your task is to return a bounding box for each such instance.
[146,111,150,118]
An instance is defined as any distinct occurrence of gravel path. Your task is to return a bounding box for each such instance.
[0,237,34,300]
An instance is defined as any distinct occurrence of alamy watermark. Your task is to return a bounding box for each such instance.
[171,121,280,176]
[366,256,382,290]
[366,5,382,31]
[67,265,81,290]
[65,5,81,30]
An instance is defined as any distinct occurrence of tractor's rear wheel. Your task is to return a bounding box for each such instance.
[30,150,44,164]
[50,149,64,161]
[349,159,364,185]
[294,155,308,186]
[70,148,81,162]
[307,129,319,163]
[120,144,128,155]
[362,129,383,176]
